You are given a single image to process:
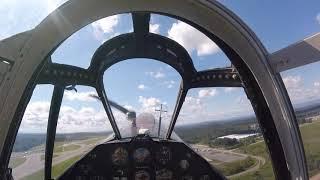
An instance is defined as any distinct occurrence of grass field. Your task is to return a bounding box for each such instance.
[9,157,26,168]
[21,155,82,180]
[233,141,274,180]
[40,154,59,161]
[81,137,105,145]
[229,120,320,179]
[216,156,256,176]
[300,120,320,176]
[53,144,81,153]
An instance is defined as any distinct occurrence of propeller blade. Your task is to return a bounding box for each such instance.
[89,94,135,114]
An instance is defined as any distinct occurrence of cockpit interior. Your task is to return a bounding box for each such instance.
[1,1,320,180]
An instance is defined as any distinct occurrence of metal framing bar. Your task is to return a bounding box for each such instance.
[96,79,121,139]
[89,33,196,79]
[190,68,241,88]
[38,63,96,86]
[45,85,64,180]
[132,12,150,36]
[166,81,188,139]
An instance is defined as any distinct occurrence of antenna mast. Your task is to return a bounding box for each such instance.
[155,104,167,137]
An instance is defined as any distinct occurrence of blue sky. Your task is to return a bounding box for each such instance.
[2,0,320,133]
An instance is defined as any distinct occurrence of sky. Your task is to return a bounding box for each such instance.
[2,0,320,134]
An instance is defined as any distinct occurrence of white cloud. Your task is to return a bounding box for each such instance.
[138,96,162,113]
[92,15,119,33]
[316,13,320,24]
[282,75,306,102]
[57,106,112,133]
[177,94,254,125]
[224,87,237,93]
[167,21,220,56]
[150,23,160,34]
[21,101,51,132]
[282,75,320,104]
[163,80,176,88]
[183,97,203,112]
[178,96,206,123]
[64,91,97,102]
[146,71,165,79]
[283,75,302,89]
[19,100,131,133]
[167,84,173,89]
[91,15,120,41]
[198,89,218,98]
[139,96,161,107]
[138,84,147,90]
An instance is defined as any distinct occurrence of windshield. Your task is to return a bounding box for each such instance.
[6,1,320,180]
[103,59,180,138]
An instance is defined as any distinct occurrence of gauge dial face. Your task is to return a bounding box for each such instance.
[199,175,210,180]
[156,169,173,180]
[133,148,151,163]
[111,147,128,166]
[78,164,93,175]
[135,170,150,180]
[156,146,172,165]
[179,159,189,171]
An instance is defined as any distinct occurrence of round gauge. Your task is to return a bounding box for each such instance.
[179,159,189,171]
[111,147,128,166]
[135,170,150,180]
[156,146,172,165]
[133,148,151,163]
[78,164,93,175]
[155,169,173,180]
[199,175,210,180]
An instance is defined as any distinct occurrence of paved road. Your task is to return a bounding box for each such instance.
[12,138,107,179]
[13,152,43,179]
[192,144,247,163]
[192,144,266,178]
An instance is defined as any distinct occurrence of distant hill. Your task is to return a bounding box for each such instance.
[175,101,320,143]
[175,116,257,144]
[12,133,46,152]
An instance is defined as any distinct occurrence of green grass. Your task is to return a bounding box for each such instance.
[21,155,82,180]
[40,154,59,161]
[21,169,44,180]
[52,155,82,178]
[299,120,320,176]
[230,120,320,179]
[232,142,274,180]
[9,156,26,168]
[81,137,105,145]
[209,158,223,164]
[216,157,256,176]
[54,144,81,153]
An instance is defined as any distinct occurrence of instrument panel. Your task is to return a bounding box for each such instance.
[59,135,225,180]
